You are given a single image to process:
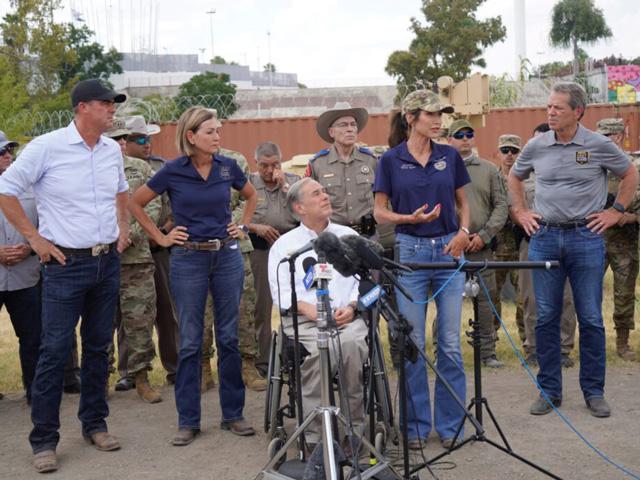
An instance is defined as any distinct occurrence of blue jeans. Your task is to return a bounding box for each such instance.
[1,284,42,401]
[170,243,245,429]
[29,250,120,453]
[529,225,606,400]
[395,232,466,441]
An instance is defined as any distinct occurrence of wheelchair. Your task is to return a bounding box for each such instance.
[263,309,398,464]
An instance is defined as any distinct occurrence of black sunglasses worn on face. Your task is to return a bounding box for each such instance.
[452,131,474,140]
[0,146,14,156]
[500,146,520,155]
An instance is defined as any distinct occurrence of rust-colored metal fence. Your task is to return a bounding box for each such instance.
[151,103,640,168]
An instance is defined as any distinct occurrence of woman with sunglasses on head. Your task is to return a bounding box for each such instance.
[372,90,471,451]
[129,106,257,446]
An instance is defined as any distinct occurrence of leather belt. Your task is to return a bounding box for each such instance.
[538,219,588,229]
[182,237,236,251]
[55,242,116,257]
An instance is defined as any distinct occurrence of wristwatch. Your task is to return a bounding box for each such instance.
[238,224,249,235]
[611,202,625,214]
[460,226,471,235]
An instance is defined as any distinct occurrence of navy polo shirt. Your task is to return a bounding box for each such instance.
[372,140,470,237]
[147,153,247,241]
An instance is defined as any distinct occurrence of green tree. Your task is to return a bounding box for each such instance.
[385,0,505,92]
[175,71,238,118]
[58,24,123,88]
[263,63,276,73]
[549,0,612,78]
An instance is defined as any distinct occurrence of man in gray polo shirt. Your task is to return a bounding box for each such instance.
[508,82,638,418]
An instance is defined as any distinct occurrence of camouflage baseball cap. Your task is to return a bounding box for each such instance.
[498,134,521,150]
[401,89,454,115]
[596,118,624,135]
[104,118,130,138]
[448,119,474,137]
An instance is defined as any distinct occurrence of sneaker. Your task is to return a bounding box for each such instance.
[560,354,575,368]
[529,395,561,415]
[481,355,504,368]
[441,437,456,449]
[407,438,427,450]
[585,397,611,418]
[525,353,538,367]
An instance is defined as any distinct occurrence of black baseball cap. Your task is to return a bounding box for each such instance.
[71,79,127,108]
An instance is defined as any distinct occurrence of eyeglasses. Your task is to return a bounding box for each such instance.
[452,131,474,140]
[332,122,358,129]
[128,136,151,145]
[0,146,15,156]
[499,146,520,155]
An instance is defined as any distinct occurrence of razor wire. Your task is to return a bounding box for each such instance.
[1,94,238,137]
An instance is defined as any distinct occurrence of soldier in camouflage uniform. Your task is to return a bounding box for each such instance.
[201,147,265,391]
[125,115,180,388]
[494,135,526,344]
[599,118,639,361]
[106,120,163,403]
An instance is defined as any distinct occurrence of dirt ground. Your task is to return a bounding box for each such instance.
[1,365,639,480]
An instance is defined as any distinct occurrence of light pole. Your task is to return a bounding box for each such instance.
[206,8,216,62]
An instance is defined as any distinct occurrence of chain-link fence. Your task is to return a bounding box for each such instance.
[2,94,238,138]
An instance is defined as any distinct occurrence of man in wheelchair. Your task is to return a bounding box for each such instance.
[267,178,368,450]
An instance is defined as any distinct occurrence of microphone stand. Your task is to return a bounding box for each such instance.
[402,260,563,480]
[260,254,403,480]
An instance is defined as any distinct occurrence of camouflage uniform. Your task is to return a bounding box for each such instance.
[202,148,258,366]
[110,156,162,376]
[598,118,640,360]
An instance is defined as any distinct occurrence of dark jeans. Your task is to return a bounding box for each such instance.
[1,284,42,400]
[29,250,120,453]
[170,243,245,429]
[529,225,606,400]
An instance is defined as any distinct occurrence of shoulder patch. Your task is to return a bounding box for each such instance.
[358,146,375,157]
[310,149,330,162]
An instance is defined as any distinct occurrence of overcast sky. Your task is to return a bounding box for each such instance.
[1,0,638,87]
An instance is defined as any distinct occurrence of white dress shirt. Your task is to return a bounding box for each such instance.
[0,121,128,248]
[268,221,359,311]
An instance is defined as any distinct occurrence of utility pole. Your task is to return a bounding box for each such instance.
[267,30,272,88]
[206,8,216,62]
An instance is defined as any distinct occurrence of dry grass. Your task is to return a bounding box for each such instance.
[1,270,638,393]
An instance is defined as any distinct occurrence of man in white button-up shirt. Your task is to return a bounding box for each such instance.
[268,177,368,450]
[0,79,130,473]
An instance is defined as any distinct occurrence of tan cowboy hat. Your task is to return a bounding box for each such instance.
[316,102,368,144]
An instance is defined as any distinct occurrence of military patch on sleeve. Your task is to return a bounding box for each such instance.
[575,151,590,165]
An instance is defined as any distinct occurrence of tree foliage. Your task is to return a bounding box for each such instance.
[175,72,238,118]
[549,0,612,78]
[263,63,276,73]
[385,0,506,92]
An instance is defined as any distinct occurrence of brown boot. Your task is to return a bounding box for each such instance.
[201,361,216,392]
[616,329,637,361]
[242,358,267,391]
[135,370,162,403]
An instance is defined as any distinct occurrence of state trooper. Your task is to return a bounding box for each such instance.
[598,118,639,361]
[306,102,377,235]
[247,142,300,375]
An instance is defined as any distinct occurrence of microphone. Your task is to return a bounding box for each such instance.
[341,234,412,273]
[313,231,359,277]
[279,240,315,263]
[302,256,317,290]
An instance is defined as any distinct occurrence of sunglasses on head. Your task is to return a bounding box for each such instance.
[452,130,474,140]
[0,146,15,156]
[499,146,520,155]
[128,136,151,145]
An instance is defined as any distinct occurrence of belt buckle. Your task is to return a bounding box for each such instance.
[207,239,221,250]
[91,244,108,256]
